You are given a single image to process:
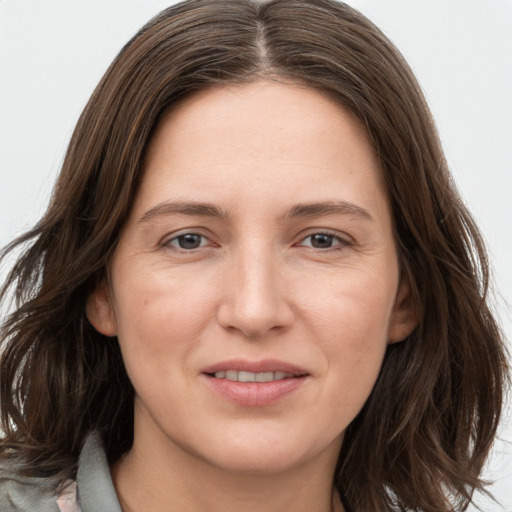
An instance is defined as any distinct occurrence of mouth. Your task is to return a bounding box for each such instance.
[201,360,310,406]
[202,359,309,381]
[210,370,296,382]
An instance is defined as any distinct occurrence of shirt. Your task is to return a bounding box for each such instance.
[0,432,122,512]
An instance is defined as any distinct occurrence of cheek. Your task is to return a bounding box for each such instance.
[111,266,218,372]
[301,265,397,344]
[300,269,396,397]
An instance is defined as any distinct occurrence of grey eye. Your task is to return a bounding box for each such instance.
[170,233,206,250]
[303,233,339,249]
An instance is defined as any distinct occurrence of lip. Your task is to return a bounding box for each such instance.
[201,359,310,407]
[201,359,309,376]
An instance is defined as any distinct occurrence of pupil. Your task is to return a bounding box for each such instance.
[311,234,333,248]
[178,234,201,249]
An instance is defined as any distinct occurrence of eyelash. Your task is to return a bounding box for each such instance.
[163,230,352,252]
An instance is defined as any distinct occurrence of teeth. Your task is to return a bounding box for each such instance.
[213,370,293,382]
[255,372,274,382]
[238,371,256,382]
[226,370,238,381]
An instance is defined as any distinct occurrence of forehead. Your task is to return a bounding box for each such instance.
[133,80,389,222]
[148,80,373,163]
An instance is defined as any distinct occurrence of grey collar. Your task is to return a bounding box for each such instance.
[76,432,122,512]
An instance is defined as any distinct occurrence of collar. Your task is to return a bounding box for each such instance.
[76,432,122,512]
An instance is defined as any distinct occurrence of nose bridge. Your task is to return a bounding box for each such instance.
[238,239,276,307]
[218,238,293,337]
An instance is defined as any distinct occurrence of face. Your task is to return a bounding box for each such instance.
[88,80,416,475]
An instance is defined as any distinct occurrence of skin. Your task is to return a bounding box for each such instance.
[87,80,416,512]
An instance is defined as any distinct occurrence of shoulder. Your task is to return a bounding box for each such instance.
[0,432,119,512]
[0,471,60,512]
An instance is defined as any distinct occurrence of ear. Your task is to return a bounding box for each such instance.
[388,278,418,344]
[86,278,117,337]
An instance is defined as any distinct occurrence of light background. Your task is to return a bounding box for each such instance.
[0,0,510,509]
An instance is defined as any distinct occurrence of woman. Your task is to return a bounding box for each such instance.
[0,0,508,511]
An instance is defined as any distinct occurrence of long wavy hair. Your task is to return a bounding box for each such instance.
[0,1,508,510]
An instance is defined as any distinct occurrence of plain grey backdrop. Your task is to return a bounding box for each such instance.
[1,0,511,510]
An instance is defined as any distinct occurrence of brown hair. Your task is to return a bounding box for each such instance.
[0,1,508,510]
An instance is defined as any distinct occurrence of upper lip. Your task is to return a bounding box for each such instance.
[201,359,310,376]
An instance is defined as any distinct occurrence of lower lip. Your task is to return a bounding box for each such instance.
[203,375,307,406]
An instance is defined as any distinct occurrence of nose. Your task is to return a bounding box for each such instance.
[216,243,295,338]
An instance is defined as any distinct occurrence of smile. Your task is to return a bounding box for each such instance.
[212,370,294,382]
[202,361,309,406]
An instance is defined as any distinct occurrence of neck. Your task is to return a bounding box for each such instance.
[111,426,344,512]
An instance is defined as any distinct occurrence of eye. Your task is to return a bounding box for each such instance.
[166,233,209,250]
[299,232,348,249]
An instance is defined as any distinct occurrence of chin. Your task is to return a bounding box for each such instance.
[210,449,307,475]
[196,431,340,476]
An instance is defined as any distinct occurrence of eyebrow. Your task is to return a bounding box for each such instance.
[285,201,373,221]
[139,201,229,223]
[138,199,373,223]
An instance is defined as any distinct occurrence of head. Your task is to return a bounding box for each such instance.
[0,1,507,510]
